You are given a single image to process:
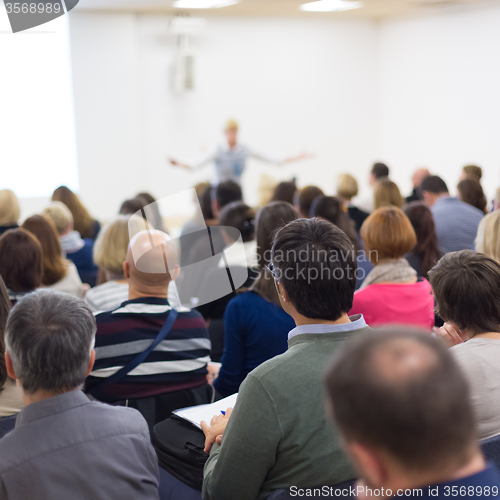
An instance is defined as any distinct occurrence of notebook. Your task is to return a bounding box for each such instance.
[172,393,238,430]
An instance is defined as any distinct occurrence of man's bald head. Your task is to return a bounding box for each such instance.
[124,230,179,296]
[325,329,476,472]
[412,168,431,188]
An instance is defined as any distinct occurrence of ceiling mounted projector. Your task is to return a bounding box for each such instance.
[173,0,240,8]
[300,0,363,12]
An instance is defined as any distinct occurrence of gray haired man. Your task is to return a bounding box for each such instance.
[0,290,159,500]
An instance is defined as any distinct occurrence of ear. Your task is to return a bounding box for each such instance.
[5,352,16,380]
[123,261,130,279]
[346,441,387,489]
[86,350,96,377]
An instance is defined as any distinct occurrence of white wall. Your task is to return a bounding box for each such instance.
[67,13,380,220]
[378,2,500,200]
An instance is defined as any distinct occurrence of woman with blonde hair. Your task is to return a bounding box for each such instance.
[52,185,100,240]
[336,173,369,231]
[85,214,145,312]
[21,215,85,297]
[475,211,500,264]
[373,179,404,210]
[0,190,20,237]
[350,206,434,329]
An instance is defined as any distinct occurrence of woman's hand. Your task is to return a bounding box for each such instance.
[433,322,467,347]
[200,408,233,453]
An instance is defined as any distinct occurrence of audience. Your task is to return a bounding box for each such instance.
[201,218,370,500]
[295,185,324,218]
[350,207,434,329]
[325,329,500,497]
[406,167,430,203]
[404,201,441,278]
[271,179,297,205]
[43,201,98,287]
[85,214,146,311]
[475,211,500,264]
[0,189,20,238]
[0,228,42,304]
[373,178,404,210]
[310,195,373,288]
[52,185,101,240]
[0,290,159,499]
[357,162,390,213]
[85,230,211,429]
[336,173,369,231]
[0,276,23,417]
[460,164,483,184]
[421,175,484,254]
[22,215,85,297]
[429,250,500,440]
[212,202,298,398]
[458,178,488,213]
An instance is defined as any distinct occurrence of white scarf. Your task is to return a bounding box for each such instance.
[59,230,85,254]
[359,258,417,290]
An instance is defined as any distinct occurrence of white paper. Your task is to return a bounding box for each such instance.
[173,393,238,429]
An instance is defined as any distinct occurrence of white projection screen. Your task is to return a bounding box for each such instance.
[0,7,78,198]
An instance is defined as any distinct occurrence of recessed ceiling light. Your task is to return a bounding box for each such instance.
[173,0,240,8]
[299,0,363,12]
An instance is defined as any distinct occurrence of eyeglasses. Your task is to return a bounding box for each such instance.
[266,262,279,282]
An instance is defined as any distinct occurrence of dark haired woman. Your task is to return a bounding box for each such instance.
[213,202,299,397]
[457,179,487,214]
[404,202,441,279]
[310,196,373,289]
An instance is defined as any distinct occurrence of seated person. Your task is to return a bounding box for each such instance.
[213,201,298,398]
[350,207,434,330]
[430,250,500,440]
[325,328,500,498]
[0,228,43,304]
[22,215,85,298]
[0,189,20,238]
[43,202,98,287]
[196,201,258,323]
[336,173,369,232]
[294,185,323,218]
[85,230,211,427]
[0,290,159,499]
[0,276,23,417]
[310,195,373,289]
[200,218,370,500]
[475,210,500,265]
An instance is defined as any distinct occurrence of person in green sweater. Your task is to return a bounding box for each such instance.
[200,218,371,500]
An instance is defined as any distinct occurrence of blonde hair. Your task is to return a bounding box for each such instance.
[475,211,500,264]
[0,189,20,226]
[374,179,404,210]
[225,119,239,132]
[43,202,73,235]
[337,174,358,200]
[93,214,145,276]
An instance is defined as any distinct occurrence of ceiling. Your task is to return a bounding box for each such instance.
[74,0,496,20]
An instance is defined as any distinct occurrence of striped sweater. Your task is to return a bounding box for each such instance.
[85,297,211,402]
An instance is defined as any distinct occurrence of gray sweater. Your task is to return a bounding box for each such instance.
[203,324,371,500]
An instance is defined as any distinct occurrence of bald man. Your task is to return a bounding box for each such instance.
[85,230,212,429]
[325,329,500,500]
[406,167,431,203]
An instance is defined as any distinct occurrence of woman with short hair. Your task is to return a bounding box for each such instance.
[349,207,434,329]
[373,179,404,210]
[0,190,20,238]
[22,215,85,298]
[0,228,43,304]
[336,173,369,231]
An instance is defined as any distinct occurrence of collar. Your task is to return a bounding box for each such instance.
[427,463,500,491]
[118,296,170,307]
[288,314,367,340]
[433,195,456,207]
[16,390,90,428]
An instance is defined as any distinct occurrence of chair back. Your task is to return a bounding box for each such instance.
[0,414,17,439]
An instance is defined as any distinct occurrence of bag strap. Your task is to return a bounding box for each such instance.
[92,308,179,394]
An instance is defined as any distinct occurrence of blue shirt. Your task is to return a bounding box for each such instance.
[431,197,484,254]
[418,463,500,499]
[214,291,295,397]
